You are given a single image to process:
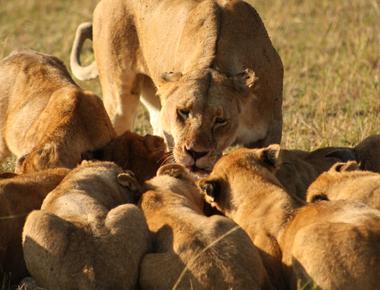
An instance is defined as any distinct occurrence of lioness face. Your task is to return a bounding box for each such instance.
[160,70,253,174]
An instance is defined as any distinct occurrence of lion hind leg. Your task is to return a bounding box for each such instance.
[93,1,141,136]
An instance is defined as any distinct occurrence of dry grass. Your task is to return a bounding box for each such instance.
[0,0,379,172]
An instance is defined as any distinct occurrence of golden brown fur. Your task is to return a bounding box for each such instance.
[85,130,167,182]
[277,147,356,199]
[22,161,150,290]
[280,200,380,290]
[0,168,68,283]
[0,50,115,173]
[274,134,380,199]
[139,164,273,290]
[307,161,380,210]
[199,146,380,290]
[71,0,283,173]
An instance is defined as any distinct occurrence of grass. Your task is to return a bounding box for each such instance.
[0,0,379,173]
[1,1,379,288]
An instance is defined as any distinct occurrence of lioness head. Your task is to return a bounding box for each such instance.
[158,68,256,174]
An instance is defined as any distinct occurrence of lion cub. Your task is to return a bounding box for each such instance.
[23,161,150,290]
[85,130,167,182]
[307,161,380,210]
[139,164,273,290]
[277,147,356,200]
[277,134,380,199]
[0,50,115,173]
[199,146,380,290]
[0,168,68,283]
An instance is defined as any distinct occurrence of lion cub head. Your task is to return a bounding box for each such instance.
[84,131,167,182]
[15,143,64,174]
[198,145,283,214]
[144,164,204,211]
[306,161,360,203]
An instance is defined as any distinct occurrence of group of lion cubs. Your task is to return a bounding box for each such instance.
[1,49,380,290]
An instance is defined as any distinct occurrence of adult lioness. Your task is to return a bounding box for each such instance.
[199,146,380,290]
[23,161,150,290]
[71,0,283,173]
[0,168,68,283]
[307,161,380,210]
[0,50,115,173]
[139,164,273,290]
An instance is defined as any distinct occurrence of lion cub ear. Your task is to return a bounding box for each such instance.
[256,144,281,171]
[161,71,183,82]
[157,164,188,179]
[232,68,257,92]
[198,179,220,202]
[117,171,141,192]
[330,161,359,173]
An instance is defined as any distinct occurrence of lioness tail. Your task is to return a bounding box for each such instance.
[70,22,98,80]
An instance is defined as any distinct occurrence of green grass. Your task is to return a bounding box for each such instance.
[0,0,379,174]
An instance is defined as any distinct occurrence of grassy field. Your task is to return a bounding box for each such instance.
[0,0,379,173]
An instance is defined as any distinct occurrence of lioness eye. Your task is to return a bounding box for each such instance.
[215,117,228,126]
[177,108,190,120]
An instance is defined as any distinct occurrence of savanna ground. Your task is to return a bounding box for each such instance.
[0,1,379,288]
[1,0,379,173]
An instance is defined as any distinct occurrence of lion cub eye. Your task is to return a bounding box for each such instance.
[177,108,190,120]
[215,117,228,127]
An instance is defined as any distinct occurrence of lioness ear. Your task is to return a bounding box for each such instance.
[161,71,183,82]
[157,164,188,179]
[330,161,359,173]
[117,171,141,192]
[232,68,257,92]
[258,144,281,169]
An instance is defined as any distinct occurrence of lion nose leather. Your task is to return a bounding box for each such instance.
[185,146,209,161]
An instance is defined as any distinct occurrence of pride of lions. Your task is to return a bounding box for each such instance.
[1,0,379,289]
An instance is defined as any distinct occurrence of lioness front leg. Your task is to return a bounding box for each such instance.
[93,0,141,135]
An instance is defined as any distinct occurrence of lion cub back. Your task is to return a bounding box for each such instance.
[23,161,150,290]
[139,164,273,290]
[281,200,380,290]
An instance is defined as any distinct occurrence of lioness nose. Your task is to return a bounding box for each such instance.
[185,146,209,161]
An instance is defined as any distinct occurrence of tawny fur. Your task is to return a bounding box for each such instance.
[22,161,150,290]
[0,50,115,173]
[71,0,283,172]
[277,146,356,200]
[199,146,380,290]
[85,130,167,182]
[0,168,68,283]
[307,161,380,210]
[275,134,380,199]
[139,164,274,290]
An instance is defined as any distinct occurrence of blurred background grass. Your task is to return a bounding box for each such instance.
[0,0,379,173]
